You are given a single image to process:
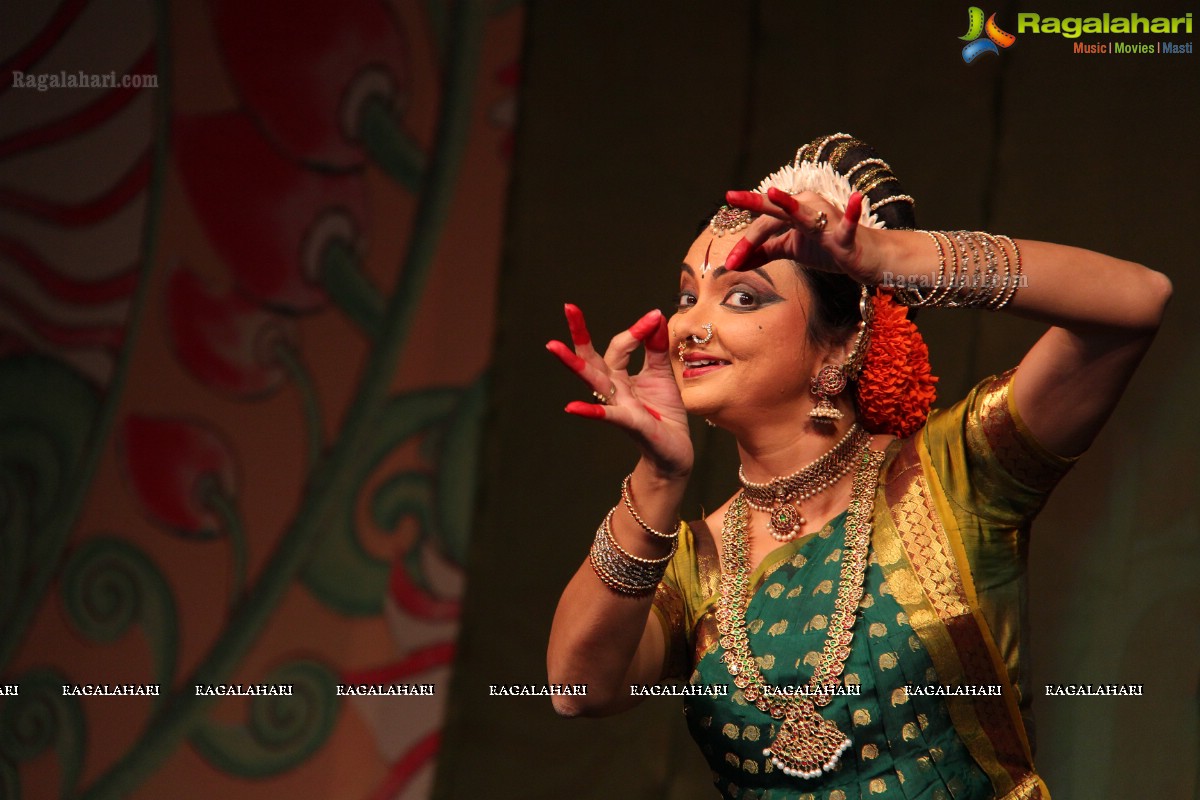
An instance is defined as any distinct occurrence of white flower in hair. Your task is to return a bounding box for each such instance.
[755,161,886,230]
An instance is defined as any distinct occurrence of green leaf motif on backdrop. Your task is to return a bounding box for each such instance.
[319,239,384,339]
[298,389,460,615]
[0,669,85,798]
[0,357,99,623]
[435,376,487,566]
[360,91,426,193]
[188,660,339,778]
[61,538,179,698]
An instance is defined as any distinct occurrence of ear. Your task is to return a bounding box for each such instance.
[813,327,855,370]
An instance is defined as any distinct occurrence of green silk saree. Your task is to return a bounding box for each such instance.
[653,370,1074,799]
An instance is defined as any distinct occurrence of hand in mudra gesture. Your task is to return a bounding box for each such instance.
[724,188,884,285]
[546,304,693,479]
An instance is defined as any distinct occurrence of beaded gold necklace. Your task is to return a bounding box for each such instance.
[738,425,868,542]
[716,442,884,779]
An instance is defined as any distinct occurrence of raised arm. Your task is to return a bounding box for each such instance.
[544,305,692,716]
[725,188,1172,458]
[966,238,1169,457]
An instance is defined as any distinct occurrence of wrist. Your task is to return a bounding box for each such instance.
[854,227,898,286]
[634,457,691,487]
[875,230,927,280]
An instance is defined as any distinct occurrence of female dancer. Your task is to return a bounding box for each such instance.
[545,134,1170,798]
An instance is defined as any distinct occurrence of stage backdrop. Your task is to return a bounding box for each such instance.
[0,1,521,798]
[435,2,1199,799]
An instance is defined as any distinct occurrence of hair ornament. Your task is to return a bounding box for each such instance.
[755,161,887,231]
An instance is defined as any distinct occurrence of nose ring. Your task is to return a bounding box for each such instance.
[677,322,714,364]
[690,323,714,345]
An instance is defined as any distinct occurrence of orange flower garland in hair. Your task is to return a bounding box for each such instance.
[855,290,937,439]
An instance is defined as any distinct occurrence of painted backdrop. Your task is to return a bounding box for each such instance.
[0,1,521,798]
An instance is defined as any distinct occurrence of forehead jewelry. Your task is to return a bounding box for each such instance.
[709,205,753,237]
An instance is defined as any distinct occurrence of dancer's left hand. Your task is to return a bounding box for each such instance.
[723,188,886,285]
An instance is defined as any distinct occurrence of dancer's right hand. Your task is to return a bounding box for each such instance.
[546,304,693,479]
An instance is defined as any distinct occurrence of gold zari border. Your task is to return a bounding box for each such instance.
[877,437,1047,798]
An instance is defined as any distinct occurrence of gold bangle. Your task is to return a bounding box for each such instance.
[993,235,1022,309]
[891,230,1022,310]
[588,509,669,596]
[603,507,676,566]
[925,231,957,307]
[620,474,680,541]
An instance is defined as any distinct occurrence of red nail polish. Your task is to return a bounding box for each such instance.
[564,303,590,346]
[767,187,797,211]
[726,240,746,270]
[546,340,586,372]
[726,190,762,212]
[565,401,605,419]
[846,192,863,220]
[647,318,668,352]
[629,309,661,341]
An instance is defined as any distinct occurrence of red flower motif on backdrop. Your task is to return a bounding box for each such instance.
[119,415,238,537]
[208,0,409,168]
[166,264,295,397]
[388,553,460,623]
[173,111,367,313]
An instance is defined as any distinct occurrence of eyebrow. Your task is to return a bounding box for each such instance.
[679,263,776,287]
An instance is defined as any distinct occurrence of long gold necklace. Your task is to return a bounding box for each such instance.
[716,442,884,779]
[739,424,868,542]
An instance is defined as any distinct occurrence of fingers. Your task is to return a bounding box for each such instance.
[627,309,661,342]
[546,339,614,399]
[833,191,862,250]
[550,308,668,410]
[724,214,790,271]
[646,316,668,352]
[604,309,663,372]
[563,303,594,353]
[564,400,606,419]
[565,399,661,434]
[554,302,612,394]
[766,187,829,233]
[636,316,672,375]
[546,339,585,372]
[725,189,767,214]
[725,187,861,271]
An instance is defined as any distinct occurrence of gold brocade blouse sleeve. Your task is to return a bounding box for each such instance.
[652,521,698,682]
[652,520,721,681]
[924,367,1078,527]
[920,367,1078,745]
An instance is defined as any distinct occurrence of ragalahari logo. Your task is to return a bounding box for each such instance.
[960,7,1017,62]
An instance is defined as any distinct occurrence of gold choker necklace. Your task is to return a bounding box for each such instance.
[738,424,868,542]
[717,442,884,779]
